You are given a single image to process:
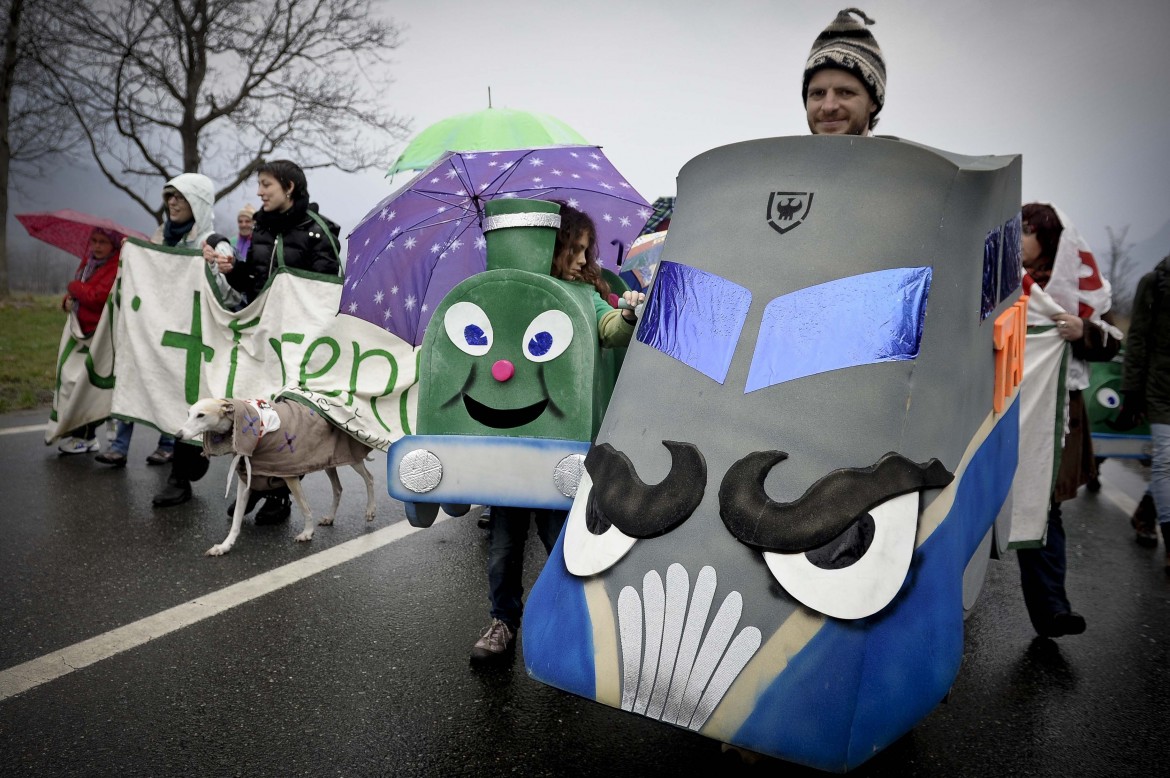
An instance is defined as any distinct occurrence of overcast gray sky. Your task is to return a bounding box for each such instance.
[10,0,1170,273]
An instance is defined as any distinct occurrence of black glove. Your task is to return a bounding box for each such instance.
[1113,390,1147,431]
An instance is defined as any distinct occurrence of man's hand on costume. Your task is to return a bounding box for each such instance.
[1115,390,1147,431]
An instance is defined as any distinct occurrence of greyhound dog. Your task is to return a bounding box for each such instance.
[176,397,376,556]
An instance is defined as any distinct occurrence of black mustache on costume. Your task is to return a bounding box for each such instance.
[719,451,954,553]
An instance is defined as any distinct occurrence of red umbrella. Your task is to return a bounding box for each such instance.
[16,209,150,260]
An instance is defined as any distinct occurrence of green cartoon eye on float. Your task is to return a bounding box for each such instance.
[388,198,619,527]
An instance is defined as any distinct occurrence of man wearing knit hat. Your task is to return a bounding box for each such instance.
[802,8,886,136]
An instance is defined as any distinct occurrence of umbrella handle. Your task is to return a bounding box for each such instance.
[610,239,626,267]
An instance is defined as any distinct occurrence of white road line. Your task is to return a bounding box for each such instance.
[0,515,446,702]
[1097,479,1139,517]
[0,424,47,437]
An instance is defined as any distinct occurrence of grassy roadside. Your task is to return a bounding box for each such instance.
[0,294,63,413]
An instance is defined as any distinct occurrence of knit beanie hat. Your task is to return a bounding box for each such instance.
[802,8,886,116]
[238,203,257,219]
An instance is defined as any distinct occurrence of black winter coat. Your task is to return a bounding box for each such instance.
[226,197,341,299]
[1122,256,1170,424]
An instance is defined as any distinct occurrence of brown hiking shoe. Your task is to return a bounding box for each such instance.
[470,619,515,662]
[1132,493,1159,548]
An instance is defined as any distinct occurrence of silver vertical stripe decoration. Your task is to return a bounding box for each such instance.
[617,563,762,731]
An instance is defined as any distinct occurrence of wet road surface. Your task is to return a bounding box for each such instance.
[1,408,1168,776]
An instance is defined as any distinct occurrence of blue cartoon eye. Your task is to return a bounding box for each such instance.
[522,310,573,363]
[444,301,493,356]
[464,325,488,346]
[1096,387,1121,409]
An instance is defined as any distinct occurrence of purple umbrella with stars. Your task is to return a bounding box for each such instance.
[341,145,652,346]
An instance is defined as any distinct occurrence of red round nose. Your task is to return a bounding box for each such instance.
[491,360,515,382]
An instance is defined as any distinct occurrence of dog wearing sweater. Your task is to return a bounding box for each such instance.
[177,397,376,556]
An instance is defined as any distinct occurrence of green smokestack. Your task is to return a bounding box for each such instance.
[483,198,561,275]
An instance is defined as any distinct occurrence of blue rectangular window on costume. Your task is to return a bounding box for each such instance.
[981,226,1001,321]
[635,261,752,384]
[744,267,932,393]
[999,214,1022,302]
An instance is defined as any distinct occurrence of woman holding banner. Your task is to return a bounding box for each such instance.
[57,228,122,455]
[206,159,342,523]
[1016,203,1122,638]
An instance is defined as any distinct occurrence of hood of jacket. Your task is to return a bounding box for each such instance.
[161,172,217,248]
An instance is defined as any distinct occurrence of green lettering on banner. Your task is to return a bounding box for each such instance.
[350,342,398,433]
[400,349,424,436]
[225,316,262,397]
[301,337,341,397]
[347,343,398,408]
[161,291,215,404]
[51,336,79,422]
[84,346,115,390]
[269,333,305,387]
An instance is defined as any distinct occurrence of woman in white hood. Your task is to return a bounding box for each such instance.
[99,174,226,509]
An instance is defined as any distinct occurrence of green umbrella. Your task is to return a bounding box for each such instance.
[387,107,588,177]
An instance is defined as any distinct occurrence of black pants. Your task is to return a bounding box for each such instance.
[1017,502,1071,633]
[170,440,210,483]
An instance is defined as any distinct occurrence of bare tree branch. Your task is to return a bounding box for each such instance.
[1105,225,1138,317]
[34,0,410,222]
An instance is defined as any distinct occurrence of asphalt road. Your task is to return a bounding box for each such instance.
[1,407,1168,777]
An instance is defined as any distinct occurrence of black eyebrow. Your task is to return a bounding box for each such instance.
[718,451,954,553]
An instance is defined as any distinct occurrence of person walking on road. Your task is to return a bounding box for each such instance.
[471,204,644,663]
[1016,203,1122,637]
[1120,254,1170,573]
[57,228,122,455]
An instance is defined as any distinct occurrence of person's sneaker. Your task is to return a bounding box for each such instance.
[58,436,100,455]
[152,477,192,507]
[470,619,515,662]
[254,493,291,525]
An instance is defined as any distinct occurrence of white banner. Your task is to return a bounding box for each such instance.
[49,239,419,451]
[1007,326,1068,547]
[45,310,116,443]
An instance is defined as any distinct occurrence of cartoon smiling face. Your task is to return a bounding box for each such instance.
[418,271,604,443]
[523,136,1023,771]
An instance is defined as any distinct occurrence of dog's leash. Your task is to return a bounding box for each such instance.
[225,454,254,497]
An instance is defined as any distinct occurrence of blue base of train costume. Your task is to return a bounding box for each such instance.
[520,136,1024,772]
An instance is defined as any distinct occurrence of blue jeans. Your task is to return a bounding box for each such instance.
[109,421,174,457]
[1017,502,1072,632]
[487,506,568,631]
[1151,423,1170,526]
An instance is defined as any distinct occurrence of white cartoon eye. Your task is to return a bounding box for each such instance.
[522,310,574,363]
[444,301,493,356]
[563,470,638,576]
[762,492,919,620]
[1096,387,1121,409]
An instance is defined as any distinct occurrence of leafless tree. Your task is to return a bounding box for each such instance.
[0,0,83,298]
[1104,225,1138,317]
[38,0,410,222]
